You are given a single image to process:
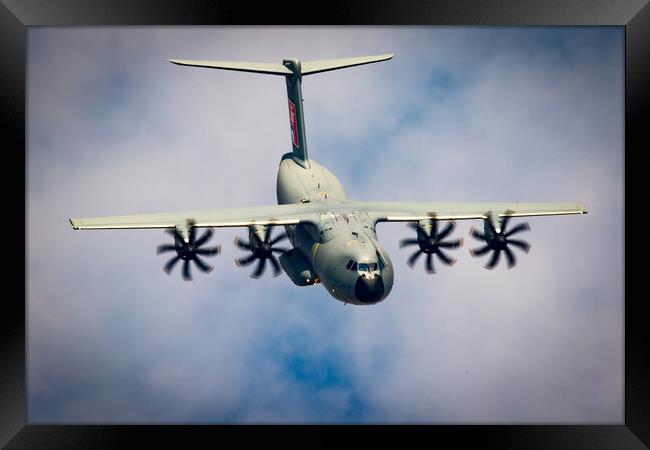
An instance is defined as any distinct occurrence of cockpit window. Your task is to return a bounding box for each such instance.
[349,261,380,272]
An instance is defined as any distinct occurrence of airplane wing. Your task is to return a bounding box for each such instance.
[70,201,587,230]
[360,201,588,223]
[69,204,321,230]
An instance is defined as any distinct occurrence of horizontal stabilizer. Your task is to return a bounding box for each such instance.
[301,53,393,75]
[169,59,293,75]
[169,53,393,76]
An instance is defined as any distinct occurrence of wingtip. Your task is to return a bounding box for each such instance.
[69,218,79,230]
[369,53,393,61]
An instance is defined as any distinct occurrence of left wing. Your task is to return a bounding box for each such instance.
[358,201,588,223]
[69,203,321,230]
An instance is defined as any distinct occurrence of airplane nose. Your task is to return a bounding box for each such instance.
[354,275,385,304]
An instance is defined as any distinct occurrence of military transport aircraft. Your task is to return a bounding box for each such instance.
[70,53,587,305]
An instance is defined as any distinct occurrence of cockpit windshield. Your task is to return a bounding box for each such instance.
[357,262,378,273]
[347,260,379,272]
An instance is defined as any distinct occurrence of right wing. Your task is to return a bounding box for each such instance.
[359,201,588,223]
[69,204,321,230]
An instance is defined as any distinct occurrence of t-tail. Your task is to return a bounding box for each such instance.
[169,53,393,169]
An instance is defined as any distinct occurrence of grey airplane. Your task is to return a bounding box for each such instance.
[70,54,588,305]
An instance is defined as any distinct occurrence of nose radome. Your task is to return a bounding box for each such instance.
[355,275,385,304]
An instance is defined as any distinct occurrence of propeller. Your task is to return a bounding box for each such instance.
[157,225,221,281]
[469,214,531,270]
[399,220,463,274]
[234,225,289,278]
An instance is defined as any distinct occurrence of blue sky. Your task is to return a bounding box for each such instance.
[27,27,623,423]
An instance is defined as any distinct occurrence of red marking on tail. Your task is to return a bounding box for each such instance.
[288,100,299,147]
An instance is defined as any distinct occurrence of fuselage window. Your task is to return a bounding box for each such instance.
[369,262,378,271]
[351,262,357,271]
[358,263,369,272]
[346,259,353,269]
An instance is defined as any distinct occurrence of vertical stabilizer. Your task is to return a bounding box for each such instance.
[282,59,310,169]
[169,54,393,170]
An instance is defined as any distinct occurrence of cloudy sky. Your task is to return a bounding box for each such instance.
[27,27,623,423]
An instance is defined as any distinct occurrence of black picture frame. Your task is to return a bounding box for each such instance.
[3,0,648,447]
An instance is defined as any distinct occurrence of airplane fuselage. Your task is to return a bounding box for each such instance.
[276,153,394,305]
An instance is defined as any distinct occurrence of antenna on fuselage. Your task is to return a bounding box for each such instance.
[169,53,394,170]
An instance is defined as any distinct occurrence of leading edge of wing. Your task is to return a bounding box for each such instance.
[69,217,305,230]
[361,201,588,223]
[69,204,321,230]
